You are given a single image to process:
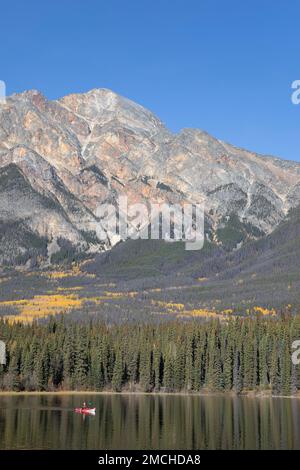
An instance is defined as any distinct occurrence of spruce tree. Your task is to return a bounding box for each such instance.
[112,349,123,392]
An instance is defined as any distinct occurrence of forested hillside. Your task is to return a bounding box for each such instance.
[1,315,299,395]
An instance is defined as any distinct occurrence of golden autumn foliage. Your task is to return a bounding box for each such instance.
[222,309,233,315]
[251,306,276,316]
[104,291,138,299]
[0,286,145,324]
[179,308,218,318]
[42,268,96,280]
[152,300,185,311]
[2,294,83,324]
[1,292,106,324]
[56,286,83,292]
[151,300,280,320]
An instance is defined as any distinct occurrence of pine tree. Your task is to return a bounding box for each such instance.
[8,352,21,391]
[270,344,280,395]
[112,349,124,392]
[0,316,298,396]
[258,336,268,389]
[163,352,174,391]
[224,344,233,391]
[184,335,194,391]
[153,343,163,391]
[36,345,50,391]
[63,329,76,387]
[280,336,291,395]
[74,329,89,389]
[139,346,153,392]
[233,350,242,393]
[207,323,223,390]
[243,332,255,390]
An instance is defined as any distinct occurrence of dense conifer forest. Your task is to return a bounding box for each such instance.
[0,316,299,395]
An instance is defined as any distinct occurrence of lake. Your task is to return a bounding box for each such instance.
[0,394,299,450]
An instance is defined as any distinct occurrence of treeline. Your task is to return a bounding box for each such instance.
[0,316,300,395]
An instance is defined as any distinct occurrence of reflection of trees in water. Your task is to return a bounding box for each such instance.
[0,395,299,449]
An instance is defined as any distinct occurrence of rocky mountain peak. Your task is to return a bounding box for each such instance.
[58,87,167,136]
[1,87,300,265]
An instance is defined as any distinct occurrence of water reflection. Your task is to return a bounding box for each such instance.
[0,394,299,449]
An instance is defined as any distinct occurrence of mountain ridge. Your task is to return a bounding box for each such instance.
[1,88,300,266]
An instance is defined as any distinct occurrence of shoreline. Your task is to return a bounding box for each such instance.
[0,390,299,399]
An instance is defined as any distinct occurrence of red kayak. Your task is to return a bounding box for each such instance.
[75,407,96,415]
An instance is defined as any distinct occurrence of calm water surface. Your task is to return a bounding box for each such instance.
[0,394,300,450]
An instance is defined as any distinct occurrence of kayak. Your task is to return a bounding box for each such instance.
[74,407,96,415]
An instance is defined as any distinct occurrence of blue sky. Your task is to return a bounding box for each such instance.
[0,0,299,161]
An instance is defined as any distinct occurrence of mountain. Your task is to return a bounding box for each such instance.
[1,88,300,266]
[81,203,300,311]
[1,205,299,324]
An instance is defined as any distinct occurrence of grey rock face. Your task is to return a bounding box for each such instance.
[0,88,299,264]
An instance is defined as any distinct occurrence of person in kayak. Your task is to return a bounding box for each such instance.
[82,402,93,409]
